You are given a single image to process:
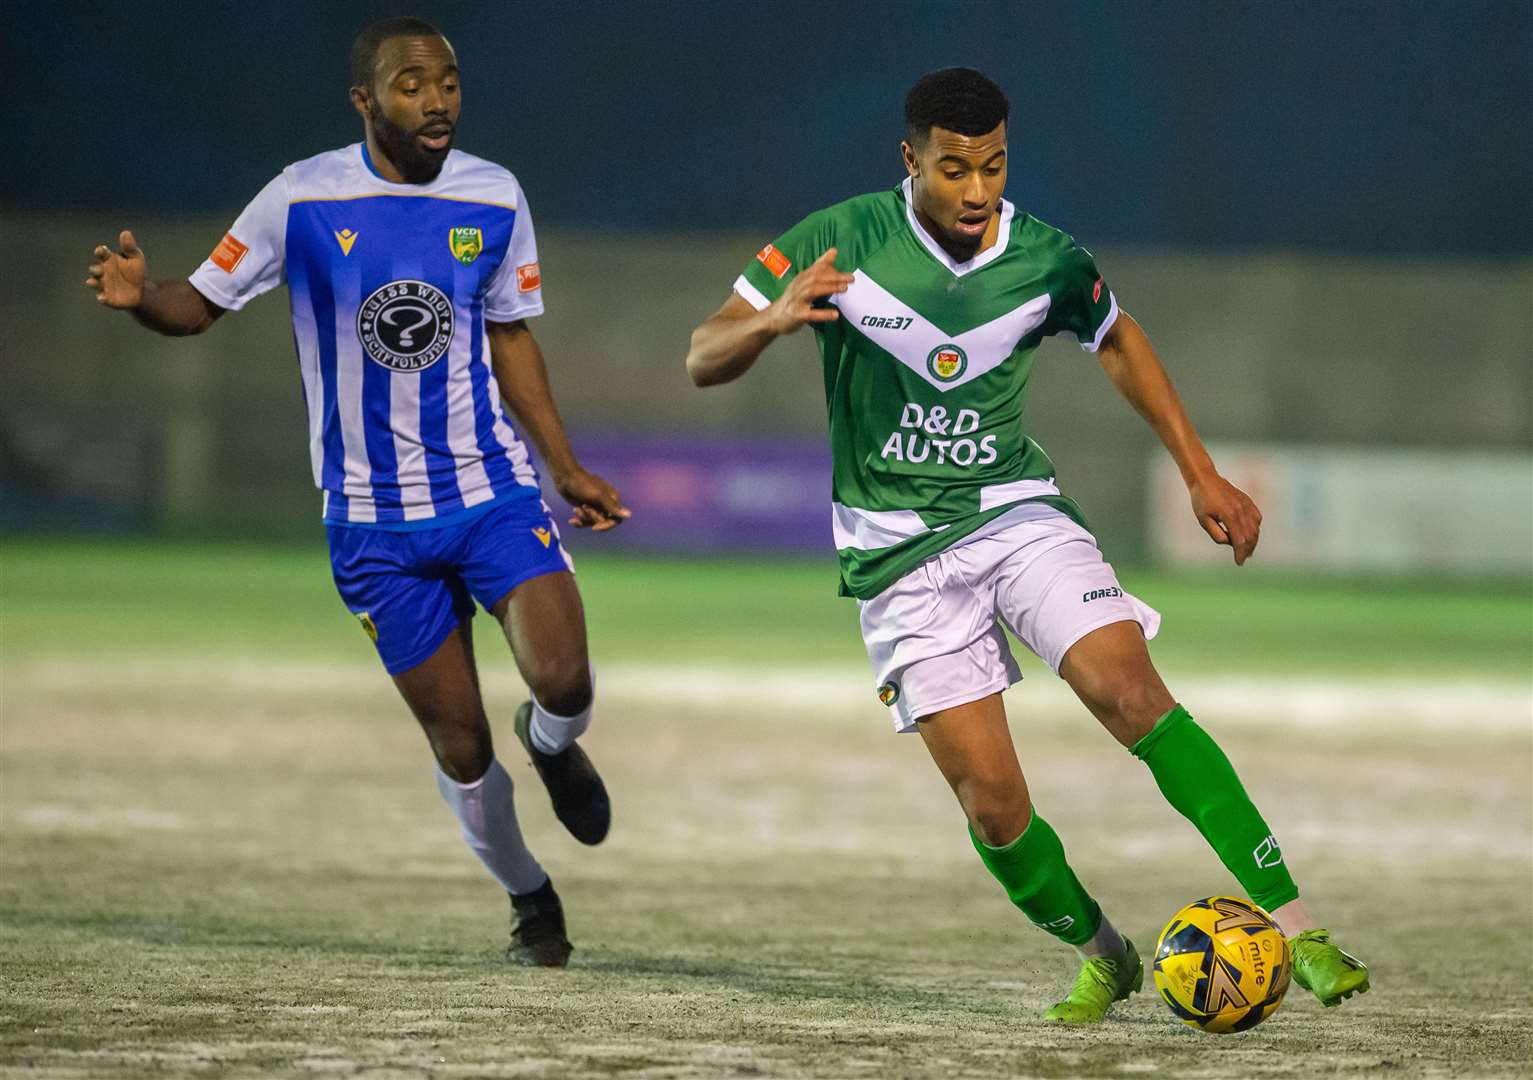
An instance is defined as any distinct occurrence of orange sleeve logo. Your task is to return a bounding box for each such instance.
[516,262,541,292]
[210,232,249,274]
[756,243,792,279]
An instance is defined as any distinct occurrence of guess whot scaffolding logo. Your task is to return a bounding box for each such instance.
[357,280,455,372]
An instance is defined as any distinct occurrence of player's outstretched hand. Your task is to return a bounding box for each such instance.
[557,467,631,532]
[765,248,855,336]
[1189,472,1261,565]
[85,230,147,309]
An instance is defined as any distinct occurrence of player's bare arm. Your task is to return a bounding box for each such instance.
[85,230,225,336]
[1096,313,1261,565]
[685,248,854,387]
[486,319,630,531]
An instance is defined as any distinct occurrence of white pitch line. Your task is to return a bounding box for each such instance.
[8,655,1531,737]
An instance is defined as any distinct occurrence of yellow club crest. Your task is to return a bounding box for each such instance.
[449,226,484,265]
[532,527,552,548]
[334,228,359,256]
[926,343,967,382]
[356,611,378,642]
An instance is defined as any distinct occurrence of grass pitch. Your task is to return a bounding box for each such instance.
[2,541,1530,1078]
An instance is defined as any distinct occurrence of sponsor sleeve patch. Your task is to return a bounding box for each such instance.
[516,262,541,292]
[1092,276,1105,304]
[210,232,249,274]
[756,243,792,279]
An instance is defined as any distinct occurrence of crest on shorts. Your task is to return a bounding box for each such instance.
[877,682,900,707]
[449,226,484,265]
[926,343,967,383]
[355,611,379,642]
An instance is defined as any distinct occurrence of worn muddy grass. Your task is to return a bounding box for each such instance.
[2,543,1530,1077]
[6,680,1530,1078]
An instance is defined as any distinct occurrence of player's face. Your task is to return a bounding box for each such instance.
[352,35,462,184]
[902,123,1008,257]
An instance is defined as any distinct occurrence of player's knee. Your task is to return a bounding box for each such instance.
[1106,679,1173,741]
[528,663,593,718]
[961,778,1032,847]
[430,723,494,783]
[1077,670,1170,745]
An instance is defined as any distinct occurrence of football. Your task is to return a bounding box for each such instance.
[1152,896,1291,1033]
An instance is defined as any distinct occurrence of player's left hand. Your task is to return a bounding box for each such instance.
[556,468,631,532]
[1188,472,1261,565]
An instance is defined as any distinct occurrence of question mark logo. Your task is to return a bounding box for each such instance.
[381,305,433,350]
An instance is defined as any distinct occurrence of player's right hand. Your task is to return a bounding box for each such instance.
[1189,471,1262,566]
[85,230,147,309]
[765,248,855,336]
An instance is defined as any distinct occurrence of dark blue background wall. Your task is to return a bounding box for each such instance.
[11,1,1531,255]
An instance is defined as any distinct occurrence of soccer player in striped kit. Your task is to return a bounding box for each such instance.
[84,17,623,966]
[686,68,1369,1021]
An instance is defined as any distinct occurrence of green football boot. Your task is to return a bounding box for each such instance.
[1289,929,1370,1007]
[1044,937,1143,1023]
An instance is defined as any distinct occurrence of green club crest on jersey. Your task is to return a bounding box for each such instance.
[926,343,967,382]
[449,227,484,265]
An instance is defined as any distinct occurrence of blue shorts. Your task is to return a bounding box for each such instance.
[327,493,573,675]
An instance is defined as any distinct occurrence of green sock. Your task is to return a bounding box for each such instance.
[969,812,1102,947]
[1131,704,1300,912]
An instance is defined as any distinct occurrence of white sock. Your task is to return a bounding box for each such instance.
[435,758,546,895]
[1078,914,1128,960]
[529,670,594,754]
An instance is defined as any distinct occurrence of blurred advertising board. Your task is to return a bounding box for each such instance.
[1149,443,1533,577]
[548,435,832,553]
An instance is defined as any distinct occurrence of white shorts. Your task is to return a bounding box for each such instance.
[858,502,1160,733]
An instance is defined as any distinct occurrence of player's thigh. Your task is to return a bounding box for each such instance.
[452,497,590,696]
[859,554,1020,735]
[492,568,591,694]
[993,513,1161,675]
[917,692,1032,845]
[391,620,495,780]
[327,525,477,680]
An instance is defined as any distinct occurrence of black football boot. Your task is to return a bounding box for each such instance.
[513,701,611,845]
[507,876,573,967]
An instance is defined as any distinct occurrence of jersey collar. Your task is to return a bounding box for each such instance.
[355,141,455,189]
[901,176,1014,277]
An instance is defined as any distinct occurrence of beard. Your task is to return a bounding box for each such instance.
[368,101,452,184]
[940,223,984,261]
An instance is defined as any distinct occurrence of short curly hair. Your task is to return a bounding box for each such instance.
[350,16,446,90]
[904,68,1009,146]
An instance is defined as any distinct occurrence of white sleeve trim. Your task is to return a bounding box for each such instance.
[186,272,241,312]
[186,172,289,312]
[484,300,545,323]
[1080,293,1120,353]
[733,274,771,311]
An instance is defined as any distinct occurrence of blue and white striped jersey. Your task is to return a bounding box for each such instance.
[189,143,544,527]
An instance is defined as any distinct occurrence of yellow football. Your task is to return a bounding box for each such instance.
[1152,895,1291,1033]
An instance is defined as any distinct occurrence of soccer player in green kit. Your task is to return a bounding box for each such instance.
[685,68,1369,1023]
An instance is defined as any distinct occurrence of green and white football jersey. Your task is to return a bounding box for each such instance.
[735,177,1120,599]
